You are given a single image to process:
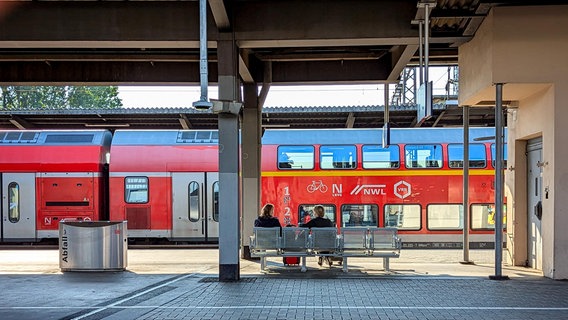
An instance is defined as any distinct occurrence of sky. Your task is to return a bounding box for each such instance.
[117,67,455,109]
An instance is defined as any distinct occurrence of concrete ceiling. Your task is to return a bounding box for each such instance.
[0,0,540,86]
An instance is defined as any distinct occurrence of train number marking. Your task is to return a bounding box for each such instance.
[394,180,411,199]
[44,217,52,226]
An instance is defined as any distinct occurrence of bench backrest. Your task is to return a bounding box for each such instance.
[340,227,369,252]
[281,227,310,251]
[310,227,338,251]
[252,227,281,250]
[369,227,399,250]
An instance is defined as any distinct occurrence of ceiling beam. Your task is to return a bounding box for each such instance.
[388,45,419,82]
[178,114,192,129]
[9,115,33,129]
[346,112,356,128]
[208,0,231,31]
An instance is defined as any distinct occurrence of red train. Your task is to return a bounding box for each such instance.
[0,127,505,248]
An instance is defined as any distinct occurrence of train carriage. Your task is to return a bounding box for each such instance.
[261,127,506,248]
[0,130,111,242]
[109,130,220,242]
[1,127,505,247]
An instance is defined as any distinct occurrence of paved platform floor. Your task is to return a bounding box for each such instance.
[0,249,566,320]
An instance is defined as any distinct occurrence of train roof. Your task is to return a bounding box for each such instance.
[0,130,112,146]
[112,130,219,145]
[112,128,505,146]
[261,127,504,145]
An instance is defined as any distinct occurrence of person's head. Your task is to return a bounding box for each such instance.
[313,205,325,218]
[260,203,275,218]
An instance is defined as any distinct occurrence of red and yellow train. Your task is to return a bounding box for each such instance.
[0,127,505,248]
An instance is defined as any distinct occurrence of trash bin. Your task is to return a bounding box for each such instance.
[59,221,127,272]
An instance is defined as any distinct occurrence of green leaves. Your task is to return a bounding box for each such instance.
[0,86,123,110]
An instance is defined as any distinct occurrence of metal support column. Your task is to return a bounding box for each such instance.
[193,0,213,109]
[241,82,262,259]
[217,35,241,282]
[490,83,509,280]
[461,106,473,264]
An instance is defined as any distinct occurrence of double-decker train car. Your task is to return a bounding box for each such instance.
[1,127,505,247]
[261,127,505,248]
[0,130,111,242]
[108,130,219,242]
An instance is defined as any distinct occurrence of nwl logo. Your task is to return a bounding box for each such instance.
[350,184,387,195]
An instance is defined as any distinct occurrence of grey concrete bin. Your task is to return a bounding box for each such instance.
[59,221,128,272]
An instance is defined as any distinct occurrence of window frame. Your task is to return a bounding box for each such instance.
[320,145,357,169]
[8,182,20,223]
[383,204,421,230]
[277,145,315,170]
[427,203,463,230]
[298,204,336,226]
[362,145,400,169]
[404,144,443,169]
[447,143,487,169]
[340,204,378,228]
[124,176,149,204]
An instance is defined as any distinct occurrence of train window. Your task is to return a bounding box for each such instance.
[490,143,508,168]
[8,182,20,223]
[320,145,356,169]
[341,204,377,227]
[384,204,421,230]
[448,144,486,168]
[188,181,200,222]
[124,177,149,203]
[212,182,219,222]
[405,144,442,168]
[278,146,314,170]
[362,145,399,169]
[427,204,463,230]
[298,204,335,225]
[471,204,506,230]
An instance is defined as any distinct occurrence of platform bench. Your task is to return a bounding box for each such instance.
[249,227,401,272]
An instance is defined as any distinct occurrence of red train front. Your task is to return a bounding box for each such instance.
[0,130,111,242]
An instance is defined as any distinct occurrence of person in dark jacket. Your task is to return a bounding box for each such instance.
[303,205,333,228]
[302,205,334,266]
[254,203,282,228]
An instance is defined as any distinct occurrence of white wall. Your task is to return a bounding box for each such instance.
[458,5,568,279]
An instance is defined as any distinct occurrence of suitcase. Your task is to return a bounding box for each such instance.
[283,256,301,266]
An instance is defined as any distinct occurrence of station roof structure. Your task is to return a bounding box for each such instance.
[0,1,541,130]
[0,103,499,131]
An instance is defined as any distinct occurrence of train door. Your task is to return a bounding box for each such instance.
[527,138,543,270]
[1,173,36,242]
[171,172,219,242]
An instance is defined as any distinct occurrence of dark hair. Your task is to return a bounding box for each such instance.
[313,205,325,218]
[260,203,274,218]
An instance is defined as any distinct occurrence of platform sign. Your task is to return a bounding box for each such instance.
[417,81,433,125]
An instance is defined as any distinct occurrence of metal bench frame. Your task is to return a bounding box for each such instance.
[249,226,401,273]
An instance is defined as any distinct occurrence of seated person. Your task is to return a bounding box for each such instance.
[301,205,334,267]
[254,203,282,229]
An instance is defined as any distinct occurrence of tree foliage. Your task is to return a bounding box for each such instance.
[0,86,123,109]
